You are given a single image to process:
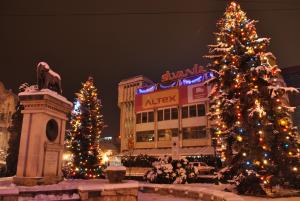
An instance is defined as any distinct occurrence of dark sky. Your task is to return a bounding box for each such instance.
[1,0,300,137]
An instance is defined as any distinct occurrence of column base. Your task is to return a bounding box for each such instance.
[13,176,62,186]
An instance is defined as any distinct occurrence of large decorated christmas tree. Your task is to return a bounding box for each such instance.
[206,1,300,190]
[65,77,104,179]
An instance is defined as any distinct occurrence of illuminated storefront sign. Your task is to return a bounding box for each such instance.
[161,64,205,82]
[136,88,179,111]
[187,83,208,103]
[136,84,210,112]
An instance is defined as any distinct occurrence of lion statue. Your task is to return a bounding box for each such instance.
[37,62,62,94]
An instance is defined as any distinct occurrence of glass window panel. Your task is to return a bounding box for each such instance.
[182,106,188,118]
[158,110,164,121]
[197,104,206,116]
[142,112,147,123]
[171,128,178,137]
[136,131,155,142]
[136,113,141,124]
[189,105,197,117]
[182,126,206,139]
[171,108,178,120]
[164,108,171,120]
[148,111,154,122]
[158,129,178,141]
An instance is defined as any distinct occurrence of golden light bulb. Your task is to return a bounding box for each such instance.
[237,135,243,142]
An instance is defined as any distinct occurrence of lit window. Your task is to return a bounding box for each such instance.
[171,108,178,119]
[182,126,207,139]
[136,131,155,142]
[158,128,178,141]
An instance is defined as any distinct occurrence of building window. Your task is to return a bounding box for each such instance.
[171,108,178,120]
[182,126,207,139]
[136,113,141,124]
[197,104,206,116]
[142,112,148,123]
[171,128,178,137]
[137,111,155,124]
[158,128,178,141]
[182,106,188,118]
[0,113,4,121]
[158,129,171,141]
[148,111,154,122]
[189,105,197,117]
[136,131,155,142]
[158,110,164,121]
[164,108,171,120]
[182,104,206,118]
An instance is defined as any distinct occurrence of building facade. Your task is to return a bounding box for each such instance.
[0,82,17,163]
[118,76,154,153]
[281,65,300,137]
[118,65,216,157]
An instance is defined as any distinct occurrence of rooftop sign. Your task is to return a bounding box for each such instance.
[161,64,205,83]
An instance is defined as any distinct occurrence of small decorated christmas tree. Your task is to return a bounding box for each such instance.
[65,77,104,179]
[206,1,300,192]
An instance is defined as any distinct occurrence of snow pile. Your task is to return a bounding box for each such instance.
[145,156,201,184]
[106,166,126,171]
[19,193,79,201]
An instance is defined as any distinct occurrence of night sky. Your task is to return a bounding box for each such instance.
[1,0,300,138]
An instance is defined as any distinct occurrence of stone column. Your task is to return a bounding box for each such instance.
[13,89,72,186]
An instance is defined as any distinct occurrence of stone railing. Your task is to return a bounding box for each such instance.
[139,183,244,201]
[0,179,244,201]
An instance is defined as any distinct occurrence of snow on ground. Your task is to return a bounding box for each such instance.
[185,183,300,201]
[138,192,196,201]
[0,178,299,201]
[242,196,300,201]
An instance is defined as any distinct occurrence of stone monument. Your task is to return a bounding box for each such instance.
[13,62,72,186]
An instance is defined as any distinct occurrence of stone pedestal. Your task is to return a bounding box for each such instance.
[105,166,126,183]
[13,89,72,186]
